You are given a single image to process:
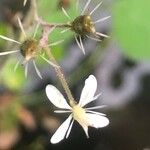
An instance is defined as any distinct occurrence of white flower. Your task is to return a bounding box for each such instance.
[46,75,109,144]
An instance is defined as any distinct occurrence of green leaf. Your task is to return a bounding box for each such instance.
[113,0,150,60]
[0,23,10,47]
[1,58,25,91]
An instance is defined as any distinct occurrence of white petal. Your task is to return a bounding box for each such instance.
[80,124,89,138]
[66,120,74,138]
[46,85,71,109]
[86,113,109,128]
[79,75,97,107]
[50,115,72,144]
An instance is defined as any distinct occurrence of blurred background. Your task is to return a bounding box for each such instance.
[0,0,150,150]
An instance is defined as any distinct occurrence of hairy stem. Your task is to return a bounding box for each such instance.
[45,47,76,107]
[33,0,75,106]
[37,18,72,29]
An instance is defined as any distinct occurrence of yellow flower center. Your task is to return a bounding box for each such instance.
[72,104,89,127]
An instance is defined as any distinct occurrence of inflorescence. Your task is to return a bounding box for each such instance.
[0,0,110,144]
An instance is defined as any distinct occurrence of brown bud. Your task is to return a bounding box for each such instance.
[20,39,39,61]
[71,15,96,36]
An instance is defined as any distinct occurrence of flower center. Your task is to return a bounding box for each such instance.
[20,39,39,61]
[71,15,96,35]
[72,104,89,126]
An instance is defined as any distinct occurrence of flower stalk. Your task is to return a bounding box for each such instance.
[31,0,75,105]
[45,46,76,107]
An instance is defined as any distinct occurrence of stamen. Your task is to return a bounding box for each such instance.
[81,0,91,15]
[14,60,20,72]
[0,50,20,56]
[0,35,21,44]
[79,35,85,54]
[86,35,101,42]
[74,35,82,49]
[90,1,102,15]
[17,17,27,38]
[96,32,109,38]
[25,62,28,78]
[92,93,102,100]
[48,40,64,47]
[33,23,40,38]
[61,28,70,34]
[40,55,60,68]
[94,16,111,24]
[33,60,42,79]
[76,0,79,12]
[62,7,71,20]
[49,26,56,34]
[41,52,46,57]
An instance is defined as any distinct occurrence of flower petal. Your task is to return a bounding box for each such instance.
[46,85,71,109]
[50,115,72,144]
[79,75,97,107]
[81,124,89,138]
[86,113,109,128]
[66,120,74,139]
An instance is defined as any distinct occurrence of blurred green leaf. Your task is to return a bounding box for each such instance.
[0,99,21,130]
[113,0,150,60]
[1,58,25,91]
[0,23,10,48]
